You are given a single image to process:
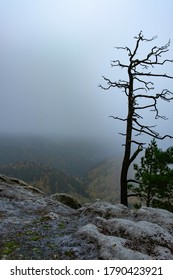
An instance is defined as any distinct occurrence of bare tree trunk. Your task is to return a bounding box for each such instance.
[120,115,133,205]
[146,165,152,207]
[120,157,128,206]
[120,71,133,206]
[146,187,151,207]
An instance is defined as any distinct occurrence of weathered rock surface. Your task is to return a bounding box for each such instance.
[0,174,173,260]
[51,193,82,209]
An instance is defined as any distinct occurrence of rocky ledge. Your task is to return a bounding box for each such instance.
[0,174,173,260]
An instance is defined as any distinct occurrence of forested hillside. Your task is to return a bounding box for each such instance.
[0,161,89,201]
[0,135,120,203]
[85,158,121,203]
[0,157,123,204]
[0,135,117,176]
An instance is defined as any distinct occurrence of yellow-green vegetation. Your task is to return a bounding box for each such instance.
[25,230,43,241]
[58,222,65,230]
[2,240,19,255]
[32,247,41,253]
[64,249,75,259]
[42,224,52,230]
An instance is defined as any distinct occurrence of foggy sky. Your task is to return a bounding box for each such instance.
[0,0,173,149]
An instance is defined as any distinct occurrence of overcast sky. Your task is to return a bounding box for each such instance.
[0,0,173,149]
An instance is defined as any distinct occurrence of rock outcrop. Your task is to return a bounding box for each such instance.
[0,175,173,260]
[51,193,82,209]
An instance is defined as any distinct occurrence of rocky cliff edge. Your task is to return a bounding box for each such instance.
[0,174,173,260]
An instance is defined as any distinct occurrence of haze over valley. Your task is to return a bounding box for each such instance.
[0,134,122,203]
[0,1,173,204]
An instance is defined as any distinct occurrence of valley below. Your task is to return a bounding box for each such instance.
[0,134,122,203]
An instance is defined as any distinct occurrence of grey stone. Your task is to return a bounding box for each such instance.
[1,175,173,260]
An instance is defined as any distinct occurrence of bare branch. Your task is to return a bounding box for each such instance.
[131,38,173,70]
[127,179,140,184]
[119,132,126,136]
[133,119,156,129]
[132,125,173,140]
[109,116,127,121]
[111,60,128,68]
[130,32,144,61]
[134,31,157,42]
[129,146,143,166]
[159,89,173,101]
[116,46,132,57]
[127,192,142,198]
[130,140,146,146]
[133,71,173,79]
[141,58,173,66]
[134,93,158,100]
[133,127,158,138]
[133,118,160,137]
[133,112,143,119]
[134,77,154,90]
[157,134,173,140]
[133,87,148,93]
[135,103,155,110]
[99,76,129,91]
[134,89,173,119]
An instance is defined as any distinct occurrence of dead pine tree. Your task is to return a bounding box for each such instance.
[100,31,173,206]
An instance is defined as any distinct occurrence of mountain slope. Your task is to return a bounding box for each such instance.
[0,161,89,203]
[0,135,118,176]
[86,157,122,203]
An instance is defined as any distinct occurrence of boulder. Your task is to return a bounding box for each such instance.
[51,193,82,209]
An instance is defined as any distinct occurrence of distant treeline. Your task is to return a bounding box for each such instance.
[0,135,120,203]
[0,161,89,202]
[0,135,116,176]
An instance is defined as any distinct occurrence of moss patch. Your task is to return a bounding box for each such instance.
[2,240,19,255]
